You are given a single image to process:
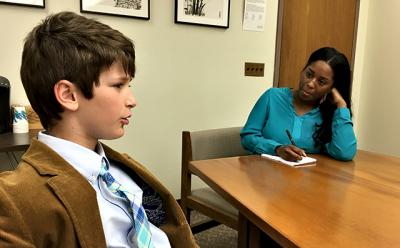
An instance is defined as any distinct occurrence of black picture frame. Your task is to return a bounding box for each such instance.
[80,0,150,20]
[175,0,230,28]
[0,0,45,8]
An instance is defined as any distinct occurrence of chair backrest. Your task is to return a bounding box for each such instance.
[186,126,248,161]
[181,126,248,201]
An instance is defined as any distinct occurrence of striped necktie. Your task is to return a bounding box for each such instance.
[99,158,154,248]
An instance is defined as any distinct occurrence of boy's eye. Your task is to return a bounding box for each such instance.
[113,83,124,88]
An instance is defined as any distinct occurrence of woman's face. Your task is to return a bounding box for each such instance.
[297,60,334,104]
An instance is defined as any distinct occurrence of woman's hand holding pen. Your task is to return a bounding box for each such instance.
[275,145,306,162]
[278,129,307,161]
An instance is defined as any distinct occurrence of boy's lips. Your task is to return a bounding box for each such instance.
[121,118,129,125]
[121,115,131,125]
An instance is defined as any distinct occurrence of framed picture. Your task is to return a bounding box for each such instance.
[175,0,230,28]
[80,0,150,20]
[0,0,44,8]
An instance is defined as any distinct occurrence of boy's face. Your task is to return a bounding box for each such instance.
[76,62,136,141]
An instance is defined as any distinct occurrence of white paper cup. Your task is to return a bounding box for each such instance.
[13,123,29,133]
[12,106,29,134]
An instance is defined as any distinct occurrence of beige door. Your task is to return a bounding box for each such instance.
[274,0,359,89]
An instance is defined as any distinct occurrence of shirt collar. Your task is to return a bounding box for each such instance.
[38,131,106,181]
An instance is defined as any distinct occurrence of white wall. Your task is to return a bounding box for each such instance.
[350,0,369,134]
[355,0,400,157]
[0,0,278,196]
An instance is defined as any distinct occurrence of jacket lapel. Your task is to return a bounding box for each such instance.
[23,139,106,248]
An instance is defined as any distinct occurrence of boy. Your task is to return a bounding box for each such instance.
[0,12,197,248]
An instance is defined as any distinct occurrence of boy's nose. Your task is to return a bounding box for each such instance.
[126,91,137,109]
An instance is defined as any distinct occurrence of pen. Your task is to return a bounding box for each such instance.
[285,129,307,157]
[285,129,296,146]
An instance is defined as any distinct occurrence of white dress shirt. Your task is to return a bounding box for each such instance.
[38,132,171,248]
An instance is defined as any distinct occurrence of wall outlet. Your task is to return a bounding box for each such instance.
[244,62,265,77]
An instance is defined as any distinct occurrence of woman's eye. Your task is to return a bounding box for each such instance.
[318,79,327,85]
[305,70,313,78]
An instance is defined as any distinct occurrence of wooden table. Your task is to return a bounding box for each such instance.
[190,151,400,248]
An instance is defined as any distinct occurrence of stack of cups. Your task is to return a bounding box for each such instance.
[13,106,29,133]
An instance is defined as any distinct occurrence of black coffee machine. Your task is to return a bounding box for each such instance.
[0,76,11,133]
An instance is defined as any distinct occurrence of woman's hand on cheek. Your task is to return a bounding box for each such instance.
[331,88,347,108]
[275,145,306,161]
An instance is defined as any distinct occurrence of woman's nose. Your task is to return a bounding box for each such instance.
[306,77,317,88]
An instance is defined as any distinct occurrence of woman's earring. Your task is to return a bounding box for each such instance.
[320,94,327,104]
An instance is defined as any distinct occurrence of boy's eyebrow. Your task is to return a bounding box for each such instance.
[113,75,132,82]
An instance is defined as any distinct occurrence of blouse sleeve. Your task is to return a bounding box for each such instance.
[324,108,357,160]
[240,90,282,155]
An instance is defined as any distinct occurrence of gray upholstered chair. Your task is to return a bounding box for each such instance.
[180,127,248,233]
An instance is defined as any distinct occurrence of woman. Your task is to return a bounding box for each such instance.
[240,47,357,161]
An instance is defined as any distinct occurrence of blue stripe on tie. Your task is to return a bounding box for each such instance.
[100,158,154,248]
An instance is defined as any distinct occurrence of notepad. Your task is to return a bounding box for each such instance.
[261,154,317,167]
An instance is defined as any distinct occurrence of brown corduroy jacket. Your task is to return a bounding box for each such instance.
[0,139,197,248]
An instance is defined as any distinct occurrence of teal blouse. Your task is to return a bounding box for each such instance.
[240,88,357,161]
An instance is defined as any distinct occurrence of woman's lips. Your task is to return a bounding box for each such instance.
[301,89,312,97]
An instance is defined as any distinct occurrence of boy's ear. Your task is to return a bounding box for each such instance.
[53,80,79,111]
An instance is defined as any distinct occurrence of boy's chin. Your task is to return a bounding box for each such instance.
[100,130,125,140]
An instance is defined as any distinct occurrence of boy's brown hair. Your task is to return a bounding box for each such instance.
[20,11,136,129]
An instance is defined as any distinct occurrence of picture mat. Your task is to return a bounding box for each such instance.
[0,0,43,6]
[176,0,229,26]
[82,0,148,18]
